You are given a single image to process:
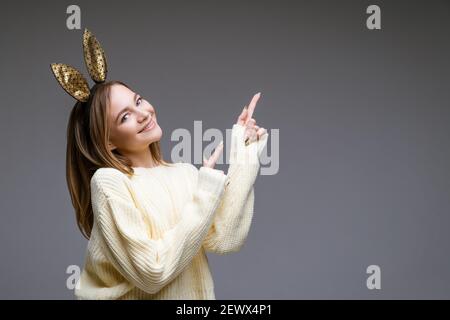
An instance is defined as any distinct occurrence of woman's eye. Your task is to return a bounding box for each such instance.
[121,114,129,123]
[120,97,143,123]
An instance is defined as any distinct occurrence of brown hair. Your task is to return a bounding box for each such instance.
[66,80,171,239]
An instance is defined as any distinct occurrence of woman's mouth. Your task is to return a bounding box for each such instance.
[139,120,155,133]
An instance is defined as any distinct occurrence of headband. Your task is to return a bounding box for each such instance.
[50,29,108,102]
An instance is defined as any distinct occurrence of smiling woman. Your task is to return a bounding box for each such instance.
[106,83,164,169]
[65,80,170,240]
[51,28,268,300]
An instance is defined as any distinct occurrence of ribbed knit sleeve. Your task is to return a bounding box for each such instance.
[187,124,269,255]
[89,166,227,295]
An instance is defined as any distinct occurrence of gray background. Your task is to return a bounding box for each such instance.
[0,0,449,299]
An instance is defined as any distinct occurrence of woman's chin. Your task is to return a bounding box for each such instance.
[140,127,162,143]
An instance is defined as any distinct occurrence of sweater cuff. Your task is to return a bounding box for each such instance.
[197,167,228,198]
[229,123,268,166]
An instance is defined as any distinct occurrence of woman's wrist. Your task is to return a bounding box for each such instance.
[229,124,261,166]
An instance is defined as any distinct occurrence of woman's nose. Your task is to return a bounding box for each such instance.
[137,109,150,120]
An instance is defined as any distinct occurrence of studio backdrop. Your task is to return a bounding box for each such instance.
[0,0,449,299]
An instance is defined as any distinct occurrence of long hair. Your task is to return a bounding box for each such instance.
[66,80,171,239]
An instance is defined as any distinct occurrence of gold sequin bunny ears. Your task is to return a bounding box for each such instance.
[50,29,108,102]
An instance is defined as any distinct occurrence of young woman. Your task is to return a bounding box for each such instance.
[52,29,268,299]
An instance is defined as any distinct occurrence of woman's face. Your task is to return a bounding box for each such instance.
[107,84,162,153]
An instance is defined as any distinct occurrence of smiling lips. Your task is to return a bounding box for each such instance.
[139,120,155,133]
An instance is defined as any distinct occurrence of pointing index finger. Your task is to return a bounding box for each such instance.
[246,92,261,123]
[211,141,224,163]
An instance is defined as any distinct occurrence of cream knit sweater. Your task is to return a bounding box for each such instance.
[74,124,268,299]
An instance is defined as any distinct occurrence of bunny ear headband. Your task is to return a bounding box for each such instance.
[50,28,108,102]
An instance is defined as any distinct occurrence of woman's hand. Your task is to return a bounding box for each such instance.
[203,141,224,169]
[236,92,267,146]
